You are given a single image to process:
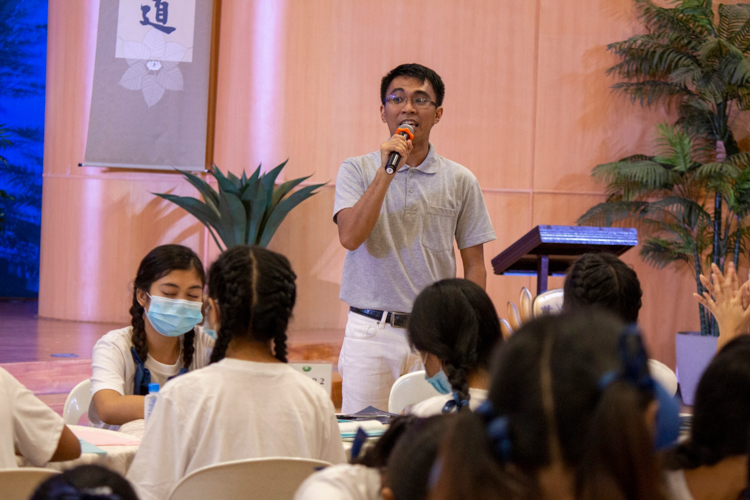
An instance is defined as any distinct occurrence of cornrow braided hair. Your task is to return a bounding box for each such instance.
[408,279,501,410]
[130,244,205,370]
[208,245,296,364]
[563,252,642,324]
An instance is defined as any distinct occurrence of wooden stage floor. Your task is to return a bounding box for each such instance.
[0,300,345,413]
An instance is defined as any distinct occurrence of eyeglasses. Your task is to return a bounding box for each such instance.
[383,93,437,109]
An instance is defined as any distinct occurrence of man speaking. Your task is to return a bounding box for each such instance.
[333,63,496,413]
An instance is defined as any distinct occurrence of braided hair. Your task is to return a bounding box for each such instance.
[130,245,205,370]
[407,279,501,408]
[207,245,297,363]
[430,311,668,500]
[563,252,642,324]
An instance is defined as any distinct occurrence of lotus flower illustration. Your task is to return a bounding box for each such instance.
[118,28,187,108]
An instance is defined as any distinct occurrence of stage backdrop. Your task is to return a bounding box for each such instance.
[42,0,748,367]
[0,0,47,298]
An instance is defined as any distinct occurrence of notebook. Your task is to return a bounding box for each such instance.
[338,419,386,439]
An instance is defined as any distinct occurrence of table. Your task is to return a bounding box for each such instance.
[17,425,140,476]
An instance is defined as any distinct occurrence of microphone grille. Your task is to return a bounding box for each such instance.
[399,123,414,135]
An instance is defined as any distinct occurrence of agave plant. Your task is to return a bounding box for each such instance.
[155,162,325,250]
[579,124,750,335]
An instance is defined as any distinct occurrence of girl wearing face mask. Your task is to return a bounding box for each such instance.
[89,244,214,430]
[406,279,502,415]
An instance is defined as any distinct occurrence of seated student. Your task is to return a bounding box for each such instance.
[562,252,677,392]
[31,464,138,500]
[294,416,417,500]
[126,245,346,500]
[663,335,750,500]
[406,279,501,415]
[431,311,679,500]
[0,367,80,468]
[562,252,642,323]
[89,244,215,429]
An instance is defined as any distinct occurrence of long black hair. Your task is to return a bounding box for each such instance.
[31,464,138,500]
[208,245,296,363]
[130,244,205,370]
[432,311,668,500]
[563,252,642,323]
[407,279,501,406]
[665,335,750,469]
[383,416,458,500]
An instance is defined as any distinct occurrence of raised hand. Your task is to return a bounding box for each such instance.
[693,262,750,351]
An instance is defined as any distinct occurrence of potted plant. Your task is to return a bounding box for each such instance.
[578,0,750,403]
[154,161,325,250]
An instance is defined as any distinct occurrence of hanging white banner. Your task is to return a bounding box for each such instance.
[83,0,215,171]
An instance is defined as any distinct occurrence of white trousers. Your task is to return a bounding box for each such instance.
[338,311,423,414]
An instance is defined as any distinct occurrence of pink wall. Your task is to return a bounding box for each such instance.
[42,0,730,367]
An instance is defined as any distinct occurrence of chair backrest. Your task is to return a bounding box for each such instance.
[532,288,564,318]
[63,378,92,425]
[168,457,331,500]
[648,359,678,397]
[0,467,59,500]
[388,370,440,414]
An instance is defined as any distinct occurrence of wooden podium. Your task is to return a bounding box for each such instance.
[491,225,638,294]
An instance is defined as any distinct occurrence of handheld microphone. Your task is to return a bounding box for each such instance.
[385,123,415,174]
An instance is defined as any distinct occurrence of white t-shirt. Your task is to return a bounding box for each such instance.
[126,358,347,500]
[294,464,382,500]
[408,388,488,417]
[664,470,694,500]
[89,325,215,430]
[0,367,65,468]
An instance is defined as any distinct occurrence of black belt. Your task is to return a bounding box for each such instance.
[350,307,410,328]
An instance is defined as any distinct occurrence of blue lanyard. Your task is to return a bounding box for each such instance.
[130,346,188,395]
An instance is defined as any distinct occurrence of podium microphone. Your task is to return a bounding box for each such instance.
[385,123,415,174]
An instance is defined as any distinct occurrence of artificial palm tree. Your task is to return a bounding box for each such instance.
[579,0,750,335]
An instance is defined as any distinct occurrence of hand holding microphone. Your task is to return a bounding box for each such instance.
[382,123,415,175]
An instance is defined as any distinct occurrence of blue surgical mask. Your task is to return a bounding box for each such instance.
[145,294,203,337]
[426,369,452,395]
[201,320,217,340]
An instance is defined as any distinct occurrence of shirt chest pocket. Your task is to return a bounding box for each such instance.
[421,205,458,252]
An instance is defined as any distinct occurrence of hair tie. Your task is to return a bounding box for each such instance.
[599,324,654,392]
[46,482,122,500]
[441,391,469,413]
[475,400,512,461]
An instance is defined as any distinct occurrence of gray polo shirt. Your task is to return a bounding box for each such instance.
[333,144,496,313]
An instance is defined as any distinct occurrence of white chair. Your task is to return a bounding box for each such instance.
[168,457,331,500]
[388,370,440,414]
[63,379,91,425]
[0,468,59,500]
[532,288,564,317]
[648,359,678,397]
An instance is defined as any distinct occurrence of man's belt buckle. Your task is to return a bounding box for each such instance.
[389,312,408,328]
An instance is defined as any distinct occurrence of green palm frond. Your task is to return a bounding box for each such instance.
[577,200,649,227]
[591,159,675,190]
[719,4,750,50]
[640,237,692,269]
[611,81,692,106]
[154,163,326,249]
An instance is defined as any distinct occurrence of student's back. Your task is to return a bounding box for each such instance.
[133,358,342,476]
[127,246,345,500]
[0,367,80,468]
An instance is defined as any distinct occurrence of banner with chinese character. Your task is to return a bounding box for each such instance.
[83,0,216,171]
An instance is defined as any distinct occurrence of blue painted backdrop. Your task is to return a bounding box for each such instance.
[0,0,47,298]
